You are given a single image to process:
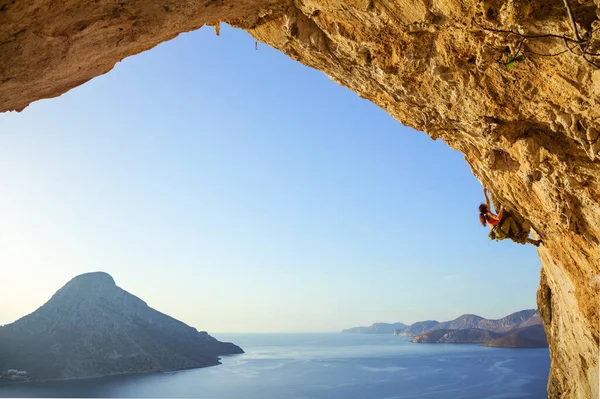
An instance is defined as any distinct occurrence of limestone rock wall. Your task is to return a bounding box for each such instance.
[241,5,599,395]
[1,0,599,397]
[0,0,284,112]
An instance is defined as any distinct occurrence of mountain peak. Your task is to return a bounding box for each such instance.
[0,273,243,380]
[66,271,116,287]
[48,271,120,304]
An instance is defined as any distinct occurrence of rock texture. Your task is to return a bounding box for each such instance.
[0,272,243,380]
[1,0,599,397]
[0,0,286,112]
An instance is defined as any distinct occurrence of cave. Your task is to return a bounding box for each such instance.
[1,0,599,397]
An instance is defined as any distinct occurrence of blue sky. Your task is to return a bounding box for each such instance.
[0,25,541,332]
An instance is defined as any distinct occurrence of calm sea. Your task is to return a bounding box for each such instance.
[0,333,550,398]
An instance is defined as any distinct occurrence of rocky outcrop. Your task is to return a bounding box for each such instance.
[411,328,503,343]
[411,324,548,346]
[0,0,287,112]
[483,324,549,348]
[1,0,599,397]
[395,320,440,336]
[0,272,243,380]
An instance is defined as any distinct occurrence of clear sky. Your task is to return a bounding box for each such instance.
[0,25,542,333]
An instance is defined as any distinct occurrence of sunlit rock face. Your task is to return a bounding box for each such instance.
[1,0,599,397]
[0,0,286,112]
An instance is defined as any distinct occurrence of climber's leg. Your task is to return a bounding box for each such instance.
[501,217,521,237]
[525,237,543,247]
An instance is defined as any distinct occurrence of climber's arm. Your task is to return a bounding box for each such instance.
[483,188,491,211]
[497,205,505,221]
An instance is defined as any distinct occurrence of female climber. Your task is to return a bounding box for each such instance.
[479,188,542,247]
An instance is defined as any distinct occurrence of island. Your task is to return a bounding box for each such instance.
[0,272,243,381]
[343,309,548,348]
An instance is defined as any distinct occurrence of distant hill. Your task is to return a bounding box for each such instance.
[410,319,547,347]
[343,309,543,345]
[410,328,503,344]
[429,310,539,333]
[429,314,485,331]
[483,325,548,348]
[394,320,440,336]
[0,272,243,380]
[518,313,543,328]
[342,322,408,334]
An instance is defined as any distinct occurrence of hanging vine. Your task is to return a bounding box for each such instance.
[473,0,600,69]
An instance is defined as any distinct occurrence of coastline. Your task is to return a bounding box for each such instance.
[0,359,227,386]
[409,341,548,348]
